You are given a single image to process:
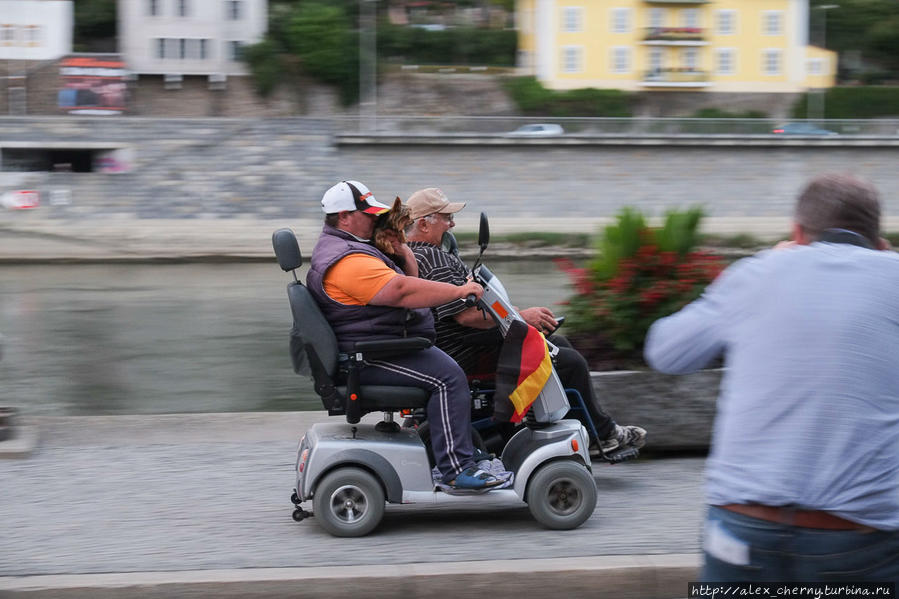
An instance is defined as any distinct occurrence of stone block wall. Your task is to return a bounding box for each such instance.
[1,117,897,222]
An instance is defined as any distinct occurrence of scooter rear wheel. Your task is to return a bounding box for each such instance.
[526,460,597,530]
[313,467,385,537]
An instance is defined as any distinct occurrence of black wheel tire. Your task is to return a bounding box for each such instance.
[312,467,385,537]
[290,491,300,505]
[526,460,597,530]
[417,422,487,469]
[292,508,306,522]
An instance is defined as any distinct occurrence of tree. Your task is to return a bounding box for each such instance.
[811,0,899,77]
[73,0,116,50]
[284,2,360,104]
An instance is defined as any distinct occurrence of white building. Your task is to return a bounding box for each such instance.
[118,0,267,81]
[0,0,73,61]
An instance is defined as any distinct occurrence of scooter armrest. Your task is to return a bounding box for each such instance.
[352,337,433,358]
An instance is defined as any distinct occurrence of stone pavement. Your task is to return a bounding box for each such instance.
[0,412,707,598]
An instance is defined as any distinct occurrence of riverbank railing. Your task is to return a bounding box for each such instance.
[337,116,899,137]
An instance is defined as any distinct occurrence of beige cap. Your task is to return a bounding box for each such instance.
[407,188,466,220]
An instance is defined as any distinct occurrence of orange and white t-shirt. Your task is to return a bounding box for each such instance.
[322,253,399,306]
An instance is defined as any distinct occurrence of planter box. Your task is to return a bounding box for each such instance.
[590,368,723,452]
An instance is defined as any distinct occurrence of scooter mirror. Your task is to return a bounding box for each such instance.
[478,212,490,250]
[440,231,460,257]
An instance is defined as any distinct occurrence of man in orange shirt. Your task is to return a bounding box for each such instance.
[306,180,500,490]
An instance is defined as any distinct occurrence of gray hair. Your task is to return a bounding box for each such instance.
[795,174,881,246]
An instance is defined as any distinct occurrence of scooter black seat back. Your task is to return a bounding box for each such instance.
[272,228,430,421]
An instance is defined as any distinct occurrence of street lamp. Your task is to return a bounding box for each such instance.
[807,4,839,122]
[359,0,378,132]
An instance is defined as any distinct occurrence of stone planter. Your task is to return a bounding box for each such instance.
[0,407,17,442]
[590,368,723,452]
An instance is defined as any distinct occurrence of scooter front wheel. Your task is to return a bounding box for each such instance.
[313,467,385,537]
[526,460,597,530]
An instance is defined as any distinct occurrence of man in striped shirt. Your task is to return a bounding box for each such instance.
[405,187,646,455]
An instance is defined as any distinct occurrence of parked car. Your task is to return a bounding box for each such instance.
[772,122,838,136]
[507,123,565,137]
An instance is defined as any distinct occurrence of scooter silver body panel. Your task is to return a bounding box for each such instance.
[296,419,591,506]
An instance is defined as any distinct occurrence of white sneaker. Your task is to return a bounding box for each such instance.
[599,424,647,453]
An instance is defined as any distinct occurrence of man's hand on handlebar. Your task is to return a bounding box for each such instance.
[459,281,484,303]
[520,306,558,335]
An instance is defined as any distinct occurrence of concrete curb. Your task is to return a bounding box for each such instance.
[0,554,701,599]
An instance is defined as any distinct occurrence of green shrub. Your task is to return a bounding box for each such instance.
[504,76,634,117]
[242,40,284,97]
[555,207,725,358]
[791,86,899,118]
[378,25,516,66]
[691,108,767,119]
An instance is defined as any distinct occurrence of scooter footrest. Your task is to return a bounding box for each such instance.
[605,447,640,463]
[435,484,495,496]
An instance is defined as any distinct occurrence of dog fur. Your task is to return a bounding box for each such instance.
[373,196,412,256]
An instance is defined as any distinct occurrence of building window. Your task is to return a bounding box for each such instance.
[763,11,782,36]
[25,25,41,46]
[611,8,630,33]
[227,41,244,61]
[763,49,781,75]
[562,7,583,33]
[200,38,208,59]
[156,38,165,58]
[807,57,825,76]
[716,48,735,75]
[226,0,242,20]
[683,47,698,70]
[148,0,160,16]
[648,8,665,28]
[1,24,16,44]
[717,10,736,35]
[611,46,631,73]
[682,8,699,28]
[177,0,189,16]
[561,45,583,73]
[648,47,663,72]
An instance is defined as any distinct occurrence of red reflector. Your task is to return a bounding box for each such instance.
[491,301,508,319]
[350,394,357,401]
[773,129,784,133]
[571,439,579,452]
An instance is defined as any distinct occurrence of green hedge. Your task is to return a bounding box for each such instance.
[378,26,516,66]
[792,86,899,118]
[504,76,634,117]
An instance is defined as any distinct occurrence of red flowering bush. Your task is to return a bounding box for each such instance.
[555,207,726,365]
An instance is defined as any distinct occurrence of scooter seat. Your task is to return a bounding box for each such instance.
[335,385,430,411]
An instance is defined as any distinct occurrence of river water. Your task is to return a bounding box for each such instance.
[0,261,572,416]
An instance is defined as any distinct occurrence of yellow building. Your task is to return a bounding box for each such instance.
[516,0,837,93]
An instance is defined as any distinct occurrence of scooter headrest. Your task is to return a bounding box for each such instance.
[272,228,302,272]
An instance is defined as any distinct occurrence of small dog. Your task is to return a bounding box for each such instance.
[373,196,412,256]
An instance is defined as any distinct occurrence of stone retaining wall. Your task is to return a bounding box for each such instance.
[1,117,897,223]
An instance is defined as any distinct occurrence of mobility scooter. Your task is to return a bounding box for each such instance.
[273,214,598,537]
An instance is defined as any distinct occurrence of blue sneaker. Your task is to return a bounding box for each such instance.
[449,466,503,490]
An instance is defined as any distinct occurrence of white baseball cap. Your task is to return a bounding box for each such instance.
[321,180,390,215]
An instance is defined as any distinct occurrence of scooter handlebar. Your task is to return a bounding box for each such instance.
[464,294,478,307]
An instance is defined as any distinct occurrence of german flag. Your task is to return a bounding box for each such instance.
[493,320,553,423]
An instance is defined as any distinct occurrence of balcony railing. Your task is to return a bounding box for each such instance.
[642,69,710,85]
[644,27,706,42]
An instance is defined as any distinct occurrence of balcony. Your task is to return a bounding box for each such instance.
[643,27,707,45]
[641,68,711,88]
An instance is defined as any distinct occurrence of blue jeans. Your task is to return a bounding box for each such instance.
[702,506,899,584]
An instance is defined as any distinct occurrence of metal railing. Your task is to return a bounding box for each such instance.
[336,116,899,137]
